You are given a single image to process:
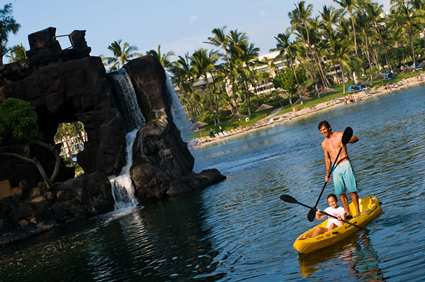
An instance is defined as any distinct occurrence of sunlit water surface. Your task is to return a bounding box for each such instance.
[1,86,425,281]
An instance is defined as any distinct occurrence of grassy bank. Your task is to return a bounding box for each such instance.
[194,70,425,139]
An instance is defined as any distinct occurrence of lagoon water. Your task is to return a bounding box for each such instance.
[1,86,425,281]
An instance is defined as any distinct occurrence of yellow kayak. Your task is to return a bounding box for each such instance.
[293,196,382,254]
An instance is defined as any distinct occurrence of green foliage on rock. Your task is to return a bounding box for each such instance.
[0,98,39,145]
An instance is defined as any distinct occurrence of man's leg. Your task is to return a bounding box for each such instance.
[344,161,360,217]
[340,193,350,216]
[350,192,360,217]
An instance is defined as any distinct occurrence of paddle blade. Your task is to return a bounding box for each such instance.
[280,194,298,203]
[307,208,316,222]
[342,127,353,144]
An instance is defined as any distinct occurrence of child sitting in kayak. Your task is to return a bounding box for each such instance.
[307,194,347,238]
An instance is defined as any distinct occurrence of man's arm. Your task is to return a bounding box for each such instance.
[322,143,331,182]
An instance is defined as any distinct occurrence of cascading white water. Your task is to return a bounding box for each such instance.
[111,69,145,131]
[165,73,193,143]
[165,74,201,172]
[109,69,145,210]
[110,129,139,209]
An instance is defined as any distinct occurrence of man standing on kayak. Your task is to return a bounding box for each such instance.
[318,120,360,217]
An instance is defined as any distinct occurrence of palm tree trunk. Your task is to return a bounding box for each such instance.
[363,32,372,68]
[409,30,416,67]
[350,13,358,56]
[373,22,390,69]
[314,51,330,88]
[243,79,252,117]
[209,73,221,125]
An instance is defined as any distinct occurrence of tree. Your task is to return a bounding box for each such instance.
[0,3,20,66]
[0,98,61,188]
[273,30,300,84]
[191,48,222,124]
[289,1,330,88]
[147,45,175,69]
[205,26,240,115]
[335,0,359,56]
[0,98,39,145]
[169,54,199,119]
[390,0,425,67]
[6,43,26,62]
[238,40,260,117]
[273,67,310,105]
[103,40,140,71]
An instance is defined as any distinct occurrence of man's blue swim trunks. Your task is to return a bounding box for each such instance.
[332,160,358,195]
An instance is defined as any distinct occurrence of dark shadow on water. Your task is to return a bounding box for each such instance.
[0,192,225,282]
[298,231,385,281]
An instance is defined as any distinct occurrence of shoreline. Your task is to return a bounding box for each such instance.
[192,73,425,148]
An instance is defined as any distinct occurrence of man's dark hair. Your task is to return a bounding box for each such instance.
[318,120,331,130]
[327,193,338,201]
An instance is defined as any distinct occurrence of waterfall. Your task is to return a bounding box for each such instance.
[111,69,145,131]
[109,69,145,210]
[165,74,201,171]
[110,129,139,209]
[165,73,193,143]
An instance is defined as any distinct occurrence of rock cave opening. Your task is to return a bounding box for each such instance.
[53,121,87,177]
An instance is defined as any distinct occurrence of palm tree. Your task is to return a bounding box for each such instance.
[333,38,354,94]
[0,3,20,66]
[239,41,260,117]
[320,6,342,44]
[191,48,222,124]
[289,1,330,88]
[147,45,175,69]
[103,40,140,71]
[335,0,359,56]
[6,43,26,62]
[169,54,199,119]
[205,26,229,57]
[365,2,390,68]
[390,0,425,67]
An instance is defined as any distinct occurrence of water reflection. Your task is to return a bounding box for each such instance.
[299,231,384,281]
[0,192,224,281]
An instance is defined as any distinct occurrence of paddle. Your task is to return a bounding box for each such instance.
[280,194,364,230]
[307,127,353,222]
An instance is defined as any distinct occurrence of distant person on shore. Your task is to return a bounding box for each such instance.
[306,194,346,238]
[318,120,360,217]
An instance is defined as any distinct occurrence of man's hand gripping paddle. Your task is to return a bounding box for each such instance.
[306,127,353,222]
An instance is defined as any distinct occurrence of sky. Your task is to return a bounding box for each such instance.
[4,0,389,59]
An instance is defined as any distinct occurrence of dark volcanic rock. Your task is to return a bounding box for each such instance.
[2,56,126,175]
[125,56,225,200]
[0,28,225,246]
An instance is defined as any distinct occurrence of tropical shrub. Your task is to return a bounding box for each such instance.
[0,98,39,145]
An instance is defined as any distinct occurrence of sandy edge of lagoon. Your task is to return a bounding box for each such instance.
[192,73,425,148]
